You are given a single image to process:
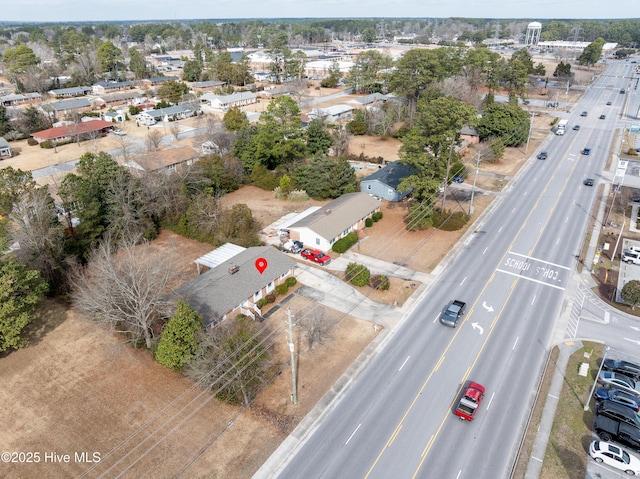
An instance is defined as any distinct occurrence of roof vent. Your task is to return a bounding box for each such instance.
[228,265,239,275]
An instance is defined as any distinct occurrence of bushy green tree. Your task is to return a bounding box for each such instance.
[0,257,48,352]
[578,38,606,67]
[306,118,333,156]
[96,41,123,78]
[553,61,572,78]
[182,59,202,82]
[476,102,529,147]
[0,167,37,216]
[346,262,370,287]
[320,60,342,88]
[157,80,189,105]
[294,157,357,199]
[622,280,640,310]
[223,107,249,131]
[156,301,203,371]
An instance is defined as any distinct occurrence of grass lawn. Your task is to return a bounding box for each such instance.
[540,341,605,479]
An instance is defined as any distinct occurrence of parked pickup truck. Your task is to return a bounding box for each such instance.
[300,249,331,265]
[440,299,466,327]
[595,415,640,452]
[454,382,485,421]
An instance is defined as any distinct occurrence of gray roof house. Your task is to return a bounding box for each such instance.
[201,91,257,111]
[307,104,353,123]
[360,163,416,202]
[178,245,296,326]
[135,104,196,125]
[286,192,381,252]
[41,98,92,117]
[0,137,12,158]
[49,86,93,98]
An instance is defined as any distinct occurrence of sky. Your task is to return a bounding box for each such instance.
[2,0,639,23]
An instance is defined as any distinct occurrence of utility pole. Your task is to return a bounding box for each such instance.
[286,308,297,405]
[525,111,536,154]
[469,151,481,215]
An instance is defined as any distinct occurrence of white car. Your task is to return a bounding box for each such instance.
[599,371,640,396]
[589,440,640,475]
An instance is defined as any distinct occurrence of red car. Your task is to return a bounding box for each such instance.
[300,249,331,265]
[454,382,485,421]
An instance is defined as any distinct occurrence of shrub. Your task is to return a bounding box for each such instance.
[346,262,370,287]
[627,148,639,156]
[372,211,383,222]
[432,208,469,231]
[332,231,359,254]
[288,189,309,202]
[365,218,373,227]
[285,277,297,287]
[370,274,390,291]
[27,138,38,146]
[275,284,288,295]
[256,298,268,308]
[40,141,53,149]
[265,293,277,303]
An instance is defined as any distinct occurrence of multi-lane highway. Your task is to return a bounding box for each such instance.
[263,60,640,479]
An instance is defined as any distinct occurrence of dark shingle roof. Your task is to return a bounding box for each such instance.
[177,246,296,326]
[361,163,416,189]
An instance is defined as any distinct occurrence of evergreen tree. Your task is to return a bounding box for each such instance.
[156,301,203,371]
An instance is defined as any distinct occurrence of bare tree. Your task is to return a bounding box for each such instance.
[106,169,155,239]
[330,126,352,157]
[188,193,222,238]
[111,132,135,163]
[71,235,178,349]
[138,170,189,224]
[169,120,181,141]
[145,129,163,151]
[297,308,334,350]
[8,187,68,290]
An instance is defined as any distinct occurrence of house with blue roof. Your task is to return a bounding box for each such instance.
[360,162,416,202]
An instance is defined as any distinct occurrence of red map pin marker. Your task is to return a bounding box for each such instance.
[255,258,268,275]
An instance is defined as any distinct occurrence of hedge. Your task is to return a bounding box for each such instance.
[275,284,288,295]
[332,231,359,254]
[285,277,297,287]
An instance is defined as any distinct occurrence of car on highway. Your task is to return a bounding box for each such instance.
[573,125,581,131]
[584,178,595,186]
[621,89,627,94]
[604,360,640,380]
[537,151,548,160]
[583,148,591,155]
[595,388,640,412]
[599,371,640,396]
[607,101,612,105]
[454,382,485,421]
[589,440,640,476]
[597,400,640,427]
[600,114,606,120]
[581,111,588,116]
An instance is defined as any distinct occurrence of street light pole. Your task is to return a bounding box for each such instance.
[286,308,297,405]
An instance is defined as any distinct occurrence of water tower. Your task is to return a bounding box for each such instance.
[525,21,542,47]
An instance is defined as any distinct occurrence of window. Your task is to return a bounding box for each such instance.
[388,189,393,195]
[315,238,320,245]
[266,281,274,293]
[253,291,262,302]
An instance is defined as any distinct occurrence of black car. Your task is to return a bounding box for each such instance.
[607,101,612,105]
[595,415,640,452]
[581,111,588,117]
[583,148,591,155]
[600,114,606,120]
[597,400,640,427]
[584,178,595,186]
[537,151,548,160]
[573,125,581,131]
[604,359,640,380]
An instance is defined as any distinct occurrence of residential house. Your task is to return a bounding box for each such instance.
[102,110,126,123]
[31,119,114,144]
[258,85,296,98]
[189,80,226,92]
[135,104,196,125]
[41,98,92,118]
[48,86,93,98]
[286,192,381,252]
[1,92,42,107]
[124,145,200,174]
[93,90,143,109]
[178,244,296,325]
[350,92,392,109]
[360,163,416,202]
[460,125,480,145]
[140,76,179,87]
[92,80,134,95]
[307,104,353,123]
[201,91,257,111]
[0,137,12,158]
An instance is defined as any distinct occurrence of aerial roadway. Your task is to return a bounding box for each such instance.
[265,60,638,479]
